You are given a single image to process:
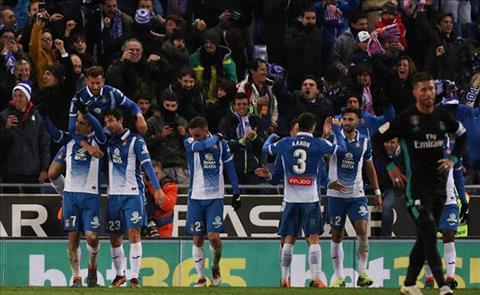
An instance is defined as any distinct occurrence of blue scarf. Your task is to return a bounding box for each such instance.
[110,10,123,39]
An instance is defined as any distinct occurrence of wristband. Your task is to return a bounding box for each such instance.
[374,189,381,196]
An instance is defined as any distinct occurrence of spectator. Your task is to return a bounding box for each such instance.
[1,7,17,31]
[189,29,237,102]
[332,10,368,77]
[318,65,345,114]
[219,93,265,185]
[145,160,179,237]
[206,79,237,133]
[237,58,278,134]
[70,54,86,91]
[284,6,323,89]
[273,75,336,137]
[0,83,50,191]
[167,67,206,121]
[374,1,407,48]
[425,13,468,87]
[129,8,163,56]
[347,62,387,115]
[440,0,472,37]
[346,31,371,66]
[134,89,155,121]
[465,24,480,82]
[145,90,189,184]
[67,33,96,70]
[158,30,190,81]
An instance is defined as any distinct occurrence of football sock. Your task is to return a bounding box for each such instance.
[309,244,322,280]
[86,243,100,267]
[67,246,81,277]
[111,245,125,276]
[129,242,142,279]
[281,243,293,282]
[357,235,369,274]
[192,245,206,279]
[423,261,433,277]
[209,244,222,269]
[331,241,344,279]
[444,242,456,277]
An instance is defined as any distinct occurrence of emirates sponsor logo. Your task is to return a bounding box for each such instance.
[287,176,312,186]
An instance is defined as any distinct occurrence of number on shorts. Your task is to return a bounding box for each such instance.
[70,216,76,227]
[334,216,341,226]
[293,149,307,174]
[194,221,202,232]
[108,220,121,231]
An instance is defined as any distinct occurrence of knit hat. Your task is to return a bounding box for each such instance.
[357,31,370,42]
[135,8,151,24]
[203,29,220,46]
[12,83,32,101]
[382,1,397,15]
[45,63,66,81]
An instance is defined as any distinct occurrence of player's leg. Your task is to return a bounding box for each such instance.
[438,203,459,289]
[67,231,82,287]
[62,192,82,287]
[49,160,65,220]
[302,201,326,288]
[328,197,346,287]
[124,195,146,288]
[81,194,101,287]
[205,199,225,287]
[186,199,207,287]
[106,196,127,288]
[348,197,372,287]
[278,202,299,288]
[85,231,100,287]
[127,227,142,288]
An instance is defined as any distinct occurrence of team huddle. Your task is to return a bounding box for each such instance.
[48,68,466,294]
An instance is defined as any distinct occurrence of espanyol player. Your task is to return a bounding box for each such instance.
[184,116,240,287]
[103,109,164,288]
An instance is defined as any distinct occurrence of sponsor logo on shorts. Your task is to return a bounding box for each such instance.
[358,205,368,216]
[130,211,142,224]
[212,216,223,229]
[91,216,100,228]
[447,213,457,225]
[287,176,312,186]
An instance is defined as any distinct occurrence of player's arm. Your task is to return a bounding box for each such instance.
[190,134,220,152]
[114,88,147,135]
[221,140,241,210]
[68,96,80,141]
[437,112,467,173]
[453,161,467,205]
[85,113,106,144]
[262,133,279,155]
[267,156,284,185]
[136,137,165,206]
[43,115,69,144]
[365,159,382,210]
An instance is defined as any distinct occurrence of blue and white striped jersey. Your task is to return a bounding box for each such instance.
[107,129,151,196]
[184,135,235,200]
[327,130,372,198]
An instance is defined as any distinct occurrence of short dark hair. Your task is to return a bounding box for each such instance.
[234,92,249,101]
[178,66,195,79]
[412,72,433,87]
[166,14,187,31]
[86,66,104,78]
[248,58,267,72]
[161,89,178,102]
[188,116,208,129]
[350,10,368,24]
[105,108,124,120]
[302,75,318,86]
[438,13,454,24]
[323,65,341,83]
[341,107,361,118]
[296,112,317,132]
[302,6,316,16]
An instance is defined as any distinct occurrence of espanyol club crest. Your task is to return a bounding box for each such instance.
[410,115,419,126]
[101,95,108,103]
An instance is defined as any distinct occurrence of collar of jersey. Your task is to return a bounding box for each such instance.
[120,129,131,141]
[86,85,104,98]
[296,132,313,137]
[341,129,359,142]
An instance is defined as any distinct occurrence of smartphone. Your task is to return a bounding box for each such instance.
[38,2,46,12]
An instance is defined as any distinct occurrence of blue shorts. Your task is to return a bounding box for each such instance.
[438,204,459,232]
[186,198,224,236]
[328,196,368,230]
[278,201,323,237]
[106,195,146,233]
[63,192,101,232]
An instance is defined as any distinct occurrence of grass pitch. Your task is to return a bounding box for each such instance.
[1,287,479,295]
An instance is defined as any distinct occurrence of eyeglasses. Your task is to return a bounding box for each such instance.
[41,37,52,42]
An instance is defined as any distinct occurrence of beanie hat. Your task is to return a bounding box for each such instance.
[12,83,32,101]
[45,63,66,81]
[135,8,151,24]
[382,1,397,15]
[203,29,220,46]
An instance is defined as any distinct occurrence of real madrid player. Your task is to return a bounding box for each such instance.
[184,116,241,287]
[326,107,382,288]
[104,109,164,288]
[372,72,466,295]
[56,112,106,288]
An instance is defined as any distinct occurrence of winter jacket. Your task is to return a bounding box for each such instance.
[218,112,265,176]
[168,82,206,120]
[28,23,56,87]
[147,176,178,237]
[332,28,356,75]
[0,103,50,176]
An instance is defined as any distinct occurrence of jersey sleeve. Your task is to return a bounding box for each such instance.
[318,138,337,155]
[54,146,67,164]
[134,136,152,165]
[269,138,285,156]
[221,139,233,163]
[115,87,142,115]
[364,138,373,161]
[443,109,466,137]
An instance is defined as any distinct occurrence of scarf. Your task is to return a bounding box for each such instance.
[4,51,16,74]
[361,86,375,115]
[199,47,224,87]
[110,10,123,39]
[234,112,252,139]
[323,4,344,26]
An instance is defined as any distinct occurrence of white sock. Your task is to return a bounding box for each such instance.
[129,242,142,279]
[281,243,293,282]
[309,244,322,281]
[86,243,100,267]
[67,246,81,277]
[444,242,456,277]
[192,245,206,279]
[424,261,433,277]
[357,235,369,274]
[111,245,125,276]
[330,241,344,279]
[51,175,65,195]
[209,244,222,269]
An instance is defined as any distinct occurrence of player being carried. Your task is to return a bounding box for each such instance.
[256,112,346,288]
[324,107,382,288]
[184,116,241,287]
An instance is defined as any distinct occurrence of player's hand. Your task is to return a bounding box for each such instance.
[327,180,346,192]
[231,193,241,211]
[388,165,406,189]
[136,114,147,135]
[85,144,104,158]
[459,202,469,224]
[154,189,165,208]
[331,117,341,126]
[374,194,383,211]
[255,167,270,178]
[322,117,333,138]
[73,100,88,115]
[38,170,48,183]
[437,158,454,173]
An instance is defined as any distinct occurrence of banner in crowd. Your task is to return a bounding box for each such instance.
[0,195,479,237]
[1,239,479,288]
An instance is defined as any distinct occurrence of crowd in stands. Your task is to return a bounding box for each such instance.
[0,0,479,235]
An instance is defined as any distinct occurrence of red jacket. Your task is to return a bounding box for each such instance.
[374,15,407,47]
[148,178,178,237]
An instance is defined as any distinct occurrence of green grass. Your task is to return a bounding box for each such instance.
[0,287,479,295]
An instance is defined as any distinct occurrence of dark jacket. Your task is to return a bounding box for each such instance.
[218,112,265,176]
[168,82,206,121]
[284,22,323,89]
